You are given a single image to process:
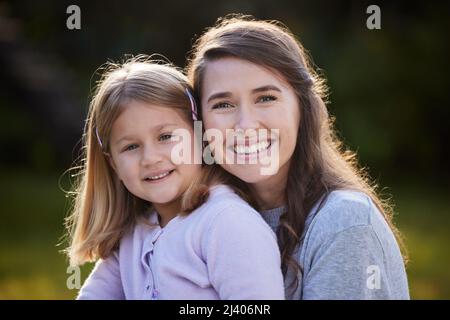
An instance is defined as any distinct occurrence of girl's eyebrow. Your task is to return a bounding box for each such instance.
[207,85,282,103]
[115,123,179,145]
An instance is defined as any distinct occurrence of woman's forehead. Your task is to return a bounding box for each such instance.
[201,57,292,96]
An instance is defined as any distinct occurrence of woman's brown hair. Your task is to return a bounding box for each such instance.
[186,14,407,293]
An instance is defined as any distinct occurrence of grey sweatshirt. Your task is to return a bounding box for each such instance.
[259,189,410,300]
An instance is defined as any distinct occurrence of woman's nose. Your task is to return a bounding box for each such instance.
[234,104,260,131]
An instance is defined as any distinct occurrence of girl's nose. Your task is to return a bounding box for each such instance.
[140,145,164,167]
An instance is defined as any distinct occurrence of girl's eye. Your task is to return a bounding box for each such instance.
[159,133,173,141]
[123,144,138,152]
[212,102,234,110]
[257,95,277,103]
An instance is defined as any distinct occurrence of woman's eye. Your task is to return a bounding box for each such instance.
[258,95,277,103]
[123,144,138,152]
[212,102,234,110]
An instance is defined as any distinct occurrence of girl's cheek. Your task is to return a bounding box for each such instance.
[182,163,202,178]
[118,157,137,174]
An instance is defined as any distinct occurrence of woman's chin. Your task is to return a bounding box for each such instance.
[223,164,275,184]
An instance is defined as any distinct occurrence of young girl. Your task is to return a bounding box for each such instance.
[186,15,410,299]
[64,56,284,300]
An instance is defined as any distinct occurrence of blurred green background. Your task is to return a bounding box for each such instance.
[0,0,449,299]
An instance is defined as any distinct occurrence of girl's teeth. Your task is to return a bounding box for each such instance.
[149,171,171,180]
[234,141,270,154]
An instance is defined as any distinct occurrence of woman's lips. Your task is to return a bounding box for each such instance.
[233,140,271,155]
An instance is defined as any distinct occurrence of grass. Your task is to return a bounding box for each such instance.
[0,170,94,299]
[0,170,449,299]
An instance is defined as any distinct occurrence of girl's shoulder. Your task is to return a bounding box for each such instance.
[188,184,273,238]
[121,184,258,247]
[196,184,260,220]
[202,184,252,208]
[198,184,278,255]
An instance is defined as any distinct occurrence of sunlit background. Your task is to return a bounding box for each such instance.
[0,0,449,299]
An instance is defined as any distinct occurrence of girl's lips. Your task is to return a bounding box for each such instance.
[143,169,175,183]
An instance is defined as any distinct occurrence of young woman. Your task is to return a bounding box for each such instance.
[65,56,284,299]
[186,15,410,299]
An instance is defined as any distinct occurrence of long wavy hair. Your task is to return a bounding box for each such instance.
[186,14,407,292]
[64,55,251,267]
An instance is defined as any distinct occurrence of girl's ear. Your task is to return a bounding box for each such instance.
[106,153,123,182]
[106,153,118,174]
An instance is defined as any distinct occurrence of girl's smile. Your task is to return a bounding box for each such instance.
[142,169,175,182]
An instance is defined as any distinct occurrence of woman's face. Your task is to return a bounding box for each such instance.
[200,57,301,184]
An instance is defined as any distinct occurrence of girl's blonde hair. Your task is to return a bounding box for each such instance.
[64,55,250,266]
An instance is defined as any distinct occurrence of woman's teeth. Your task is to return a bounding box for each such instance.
[234,141,271,155]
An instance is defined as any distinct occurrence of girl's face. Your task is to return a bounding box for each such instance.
[108,100,201,211]
[200,57,301,184]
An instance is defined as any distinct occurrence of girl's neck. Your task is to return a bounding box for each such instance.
[153,199,181,228]
[249,161,290,211]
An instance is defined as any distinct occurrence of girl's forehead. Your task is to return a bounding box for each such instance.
[111,101,191,134]
[120,100,186,119]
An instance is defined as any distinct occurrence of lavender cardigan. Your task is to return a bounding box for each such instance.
[77,185,285,300]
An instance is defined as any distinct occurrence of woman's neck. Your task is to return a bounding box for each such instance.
[249,161,289,211]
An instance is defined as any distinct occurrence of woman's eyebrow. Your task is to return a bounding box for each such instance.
[207,85,282,103]
[207,91,232,103]
[252,85,282,93]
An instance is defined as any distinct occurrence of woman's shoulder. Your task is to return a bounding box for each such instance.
[300,190,409,299]
[305,189,390,243]
[300,189,401,268]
